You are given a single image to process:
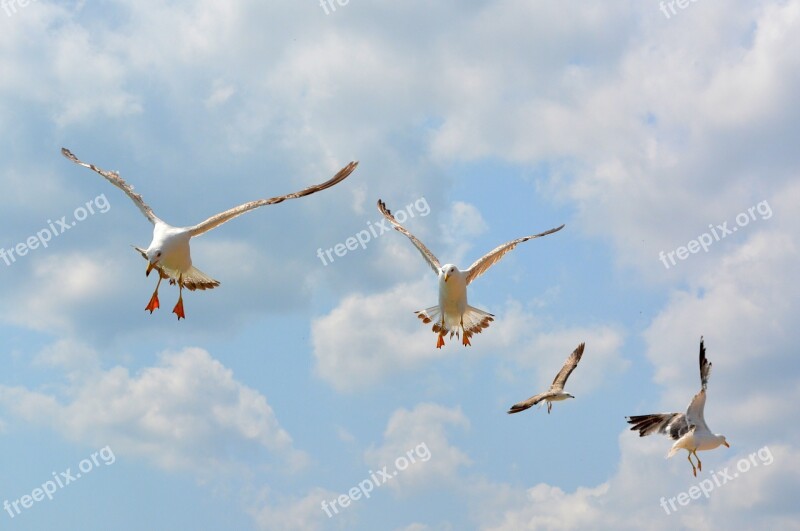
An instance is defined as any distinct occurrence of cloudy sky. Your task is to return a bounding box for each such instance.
[1,1,798,529]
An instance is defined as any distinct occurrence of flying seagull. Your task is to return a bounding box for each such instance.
[508,342,585,414]
[626,337,729,476]
[377,199,564,348]
[62,148,358,319]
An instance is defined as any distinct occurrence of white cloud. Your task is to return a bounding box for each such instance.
[312,280,443,392]
[250,487,337,531]
[0,252,121,333]
[365,403,471,490]
[0,347,306,478]
[480,437,800,531]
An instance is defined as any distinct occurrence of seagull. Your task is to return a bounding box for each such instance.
[377,199,564,348]
[508,342,585,414]
[62,148,358,319]
[626,337,730,476]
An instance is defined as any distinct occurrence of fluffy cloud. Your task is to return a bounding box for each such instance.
[0,346,306,478]
[250,487,338,531]
[365,403,471,490]
[311,280,444,392]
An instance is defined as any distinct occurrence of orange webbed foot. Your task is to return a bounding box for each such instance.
[172,298,185,320]
[436,334,445,349]
[145,293,160,314]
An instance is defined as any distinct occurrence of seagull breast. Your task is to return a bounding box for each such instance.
[438,267,467,318]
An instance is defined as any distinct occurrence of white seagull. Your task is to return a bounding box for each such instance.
[508,342,585,414]
[377,199,564,348]
[62,148,358,319]
[627,337,730,476]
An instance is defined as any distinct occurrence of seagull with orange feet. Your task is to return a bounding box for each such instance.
[377,199,564,348]
[62,148,357,319]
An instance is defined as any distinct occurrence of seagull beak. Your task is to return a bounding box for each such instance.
[444,272,450,282]
[146,262,156,277]
[723,441,730,448]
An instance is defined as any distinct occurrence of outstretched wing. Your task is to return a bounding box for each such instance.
[377,199,441,275]
[699,336,712,390]
[685,388,709,433]
[550,342,586,391]
[62,148,161,225]
[507,392,551,414]
[187,161,358,237]
[464,224,565,285]
[626,413,691,441]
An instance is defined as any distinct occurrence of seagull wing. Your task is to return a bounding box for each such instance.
[628,338,714,440]
[699,336,712,390]
[507,392,551,414]
[377,199,441,275]
[550,342,585,391]
[626,412,692,441]
[62,148,161,225]
[464,224,565,285]
[685,388,710,433]
[187,161,358,237]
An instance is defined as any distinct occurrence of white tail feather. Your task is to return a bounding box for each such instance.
[415,304,494,346]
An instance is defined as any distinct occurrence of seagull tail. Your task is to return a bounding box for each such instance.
[462,305,494,339]
[181,266,221,291]
[415,305,444,333]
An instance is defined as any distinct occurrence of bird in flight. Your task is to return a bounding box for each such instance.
[377,199,564,348]
[508,342,585,414]
[626,337,730,476]
[62,148,358,319]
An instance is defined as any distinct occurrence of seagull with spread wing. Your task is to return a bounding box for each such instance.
[626,337,730,476]
[508,342,585,414]
[62,148,358,319]
[377,199,564,348]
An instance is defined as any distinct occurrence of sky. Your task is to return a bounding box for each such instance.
[0,1,798,530]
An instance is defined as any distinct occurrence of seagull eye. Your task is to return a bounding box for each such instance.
[156,251,162,258]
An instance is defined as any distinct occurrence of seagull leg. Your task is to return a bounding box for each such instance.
[694,450,702,472]
[460,318,472,347]
[145,276,163,314]
[172,278,186,320]
[687,452,697,477]
[547,401,552,414]
[436,317,446,348]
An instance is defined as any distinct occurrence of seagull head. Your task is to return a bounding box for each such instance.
[441,264,458,282]
[145,249,163,276]
[566,393,575,399]
[718,435,730,448]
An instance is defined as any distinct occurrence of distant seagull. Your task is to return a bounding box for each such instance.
[626,337,729,476]
[62,148,358,319]
[508,342,585,414]
[377,199,564,348]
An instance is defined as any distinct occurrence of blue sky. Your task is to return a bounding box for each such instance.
[1,1,799,530]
